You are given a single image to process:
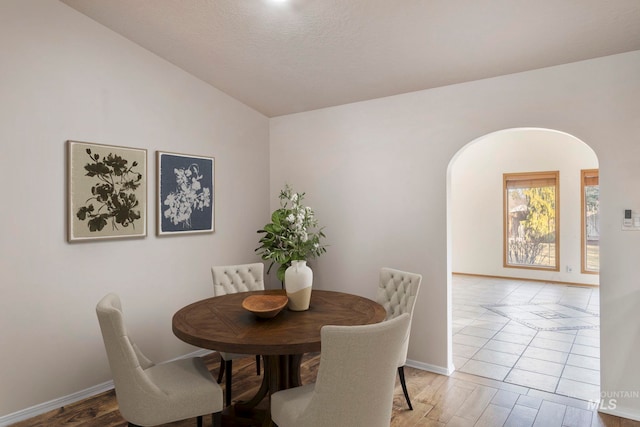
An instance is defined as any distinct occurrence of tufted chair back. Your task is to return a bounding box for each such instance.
[211,263,265,296]
[376,267,422,366]
[210,262,266,406]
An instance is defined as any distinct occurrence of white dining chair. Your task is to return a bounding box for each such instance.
[271,313,410,426]
[96,293,223,427]
[211,262,265,406]
[376,267,422,410]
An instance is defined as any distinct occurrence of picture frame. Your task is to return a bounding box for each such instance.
[67,140,147,242]
[157,151,215,236]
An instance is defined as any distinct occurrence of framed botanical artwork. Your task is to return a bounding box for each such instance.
[157,151,215,235]
[67,140,147,242]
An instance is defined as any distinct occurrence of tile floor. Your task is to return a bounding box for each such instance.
[453,274,600,402]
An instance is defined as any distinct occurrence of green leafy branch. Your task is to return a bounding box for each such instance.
[256,185,327,282]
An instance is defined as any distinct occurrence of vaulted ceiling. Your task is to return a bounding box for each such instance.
[60,0,640,117]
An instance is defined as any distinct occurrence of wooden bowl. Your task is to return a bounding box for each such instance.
[242,294,288,319]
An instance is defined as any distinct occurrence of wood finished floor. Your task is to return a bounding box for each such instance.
[10,352,640,427]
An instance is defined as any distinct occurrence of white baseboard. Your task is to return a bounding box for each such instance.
[0,349,213,427]
[0,380,115,426]
[598,405,640,422]
[405,358,453,376]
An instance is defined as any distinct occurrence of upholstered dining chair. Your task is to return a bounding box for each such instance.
[211,262,265,406]
[96,293,223,427]
[271,313,410,427]
[376,267,422,410]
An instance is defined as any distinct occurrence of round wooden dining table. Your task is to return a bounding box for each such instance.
[172,289,386,426]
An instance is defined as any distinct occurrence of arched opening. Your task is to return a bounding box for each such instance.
[446,127,600,402]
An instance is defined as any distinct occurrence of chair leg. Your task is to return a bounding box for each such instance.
[197,415,203,427]
[256,354,261,375]
[216,358,225,384]
[398,366,413,410]
[212,412,222,427]
[225,359,233,407]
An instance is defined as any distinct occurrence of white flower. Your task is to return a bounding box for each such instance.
[163,165,211,229]
[291,193,298,203]
[164,193,176,206]
[201,188,211,207]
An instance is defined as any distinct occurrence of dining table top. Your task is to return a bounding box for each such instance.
[172,289,387,355]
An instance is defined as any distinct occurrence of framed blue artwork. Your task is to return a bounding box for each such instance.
[157,151,215,235]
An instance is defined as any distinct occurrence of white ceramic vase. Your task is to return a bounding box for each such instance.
[284,260,313,311]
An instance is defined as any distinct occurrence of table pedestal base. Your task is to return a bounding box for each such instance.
[226,354,303,427]
[221,404,266,426]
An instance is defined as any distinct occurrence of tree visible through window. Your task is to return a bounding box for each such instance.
[504,171,559,270]
[582,169,599,273]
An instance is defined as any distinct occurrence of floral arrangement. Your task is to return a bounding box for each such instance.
[256,184,327,282]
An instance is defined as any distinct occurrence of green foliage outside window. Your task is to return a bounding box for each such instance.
[507,185,557,268]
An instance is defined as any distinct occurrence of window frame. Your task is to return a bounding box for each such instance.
[581,169,600,274]
[503,171,560,271]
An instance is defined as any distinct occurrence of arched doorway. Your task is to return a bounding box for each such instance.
[446,127,600,402]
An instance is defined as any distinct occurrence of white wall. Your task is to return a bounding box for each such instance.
[3,0,640,422]
[270,51,640,419]
[451,128,599,285]
[0,0,269,418]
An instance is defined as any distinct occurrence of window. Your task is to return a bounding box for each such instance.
[504,171,559,270]
[582,169,599,273]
